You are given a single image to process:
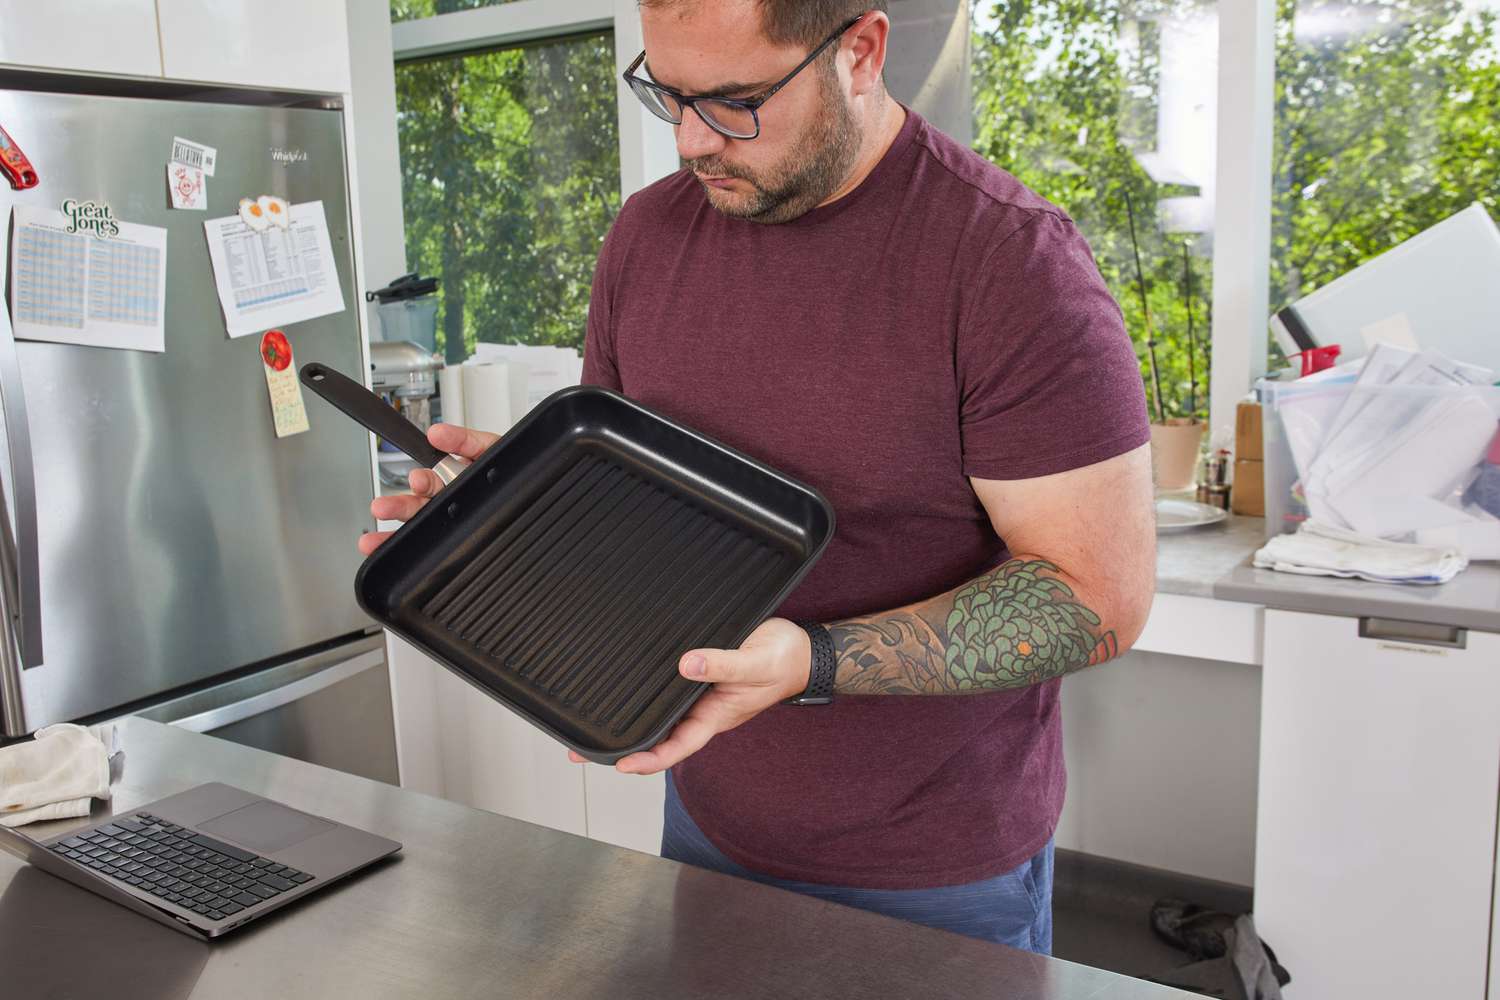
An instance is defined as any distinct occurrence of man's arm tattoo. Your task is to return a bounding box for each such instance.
[828,558,1119,695]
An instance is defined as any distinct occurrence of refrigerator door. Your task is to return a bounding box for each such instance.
[131,632,399,785]
[0,89,374,734]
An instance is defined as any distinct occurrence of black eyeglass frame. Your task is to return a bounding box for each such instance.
[622,13,869,140]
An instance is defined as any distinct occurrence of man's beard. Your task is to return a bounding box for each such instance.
[686,70,863,225]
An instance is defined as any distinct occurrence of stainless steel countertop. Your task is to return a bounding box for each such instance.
[1214,558,1500,632]
[2,718,1190,1000]
[1154,510,1500,633]
[1154,513,1267,599]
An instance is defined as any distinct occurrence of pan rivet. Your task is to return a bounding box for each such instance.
[486,468,499,485]
[447,502,460,518]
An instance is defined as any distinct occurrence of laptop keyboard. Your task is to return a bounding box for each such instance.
[48,811,314,922]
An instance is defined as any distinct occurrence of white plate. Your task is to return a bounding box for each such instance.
[1155,498,1228,533]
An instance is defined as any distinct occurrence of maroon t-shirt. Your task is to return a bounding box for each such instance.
[582,110,1148,889]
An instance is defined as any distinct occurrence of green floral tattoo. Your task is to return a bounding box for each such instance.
[829,559,1118,696]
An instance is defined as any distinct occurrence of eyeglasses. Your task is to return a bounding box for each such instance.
[623,13,868,141]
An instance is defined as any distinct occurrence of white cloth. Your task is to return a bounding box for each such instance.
[1253,520,1469,585]
[0,723,115,827]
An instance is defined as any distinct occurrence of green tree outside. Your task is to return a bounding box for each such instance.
[972,0,1215,424]
[971,0,1499,419]
[389,0,1498,397]
[1271,0,1500,316]
[394,3,620,362]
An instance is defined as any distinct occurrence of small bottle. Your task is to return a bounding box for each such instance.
[1196,453,1214,504]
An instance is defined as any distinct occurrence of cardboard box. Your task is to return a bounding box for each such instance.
[1236,401,1263,462]
[1232,458,1264,517]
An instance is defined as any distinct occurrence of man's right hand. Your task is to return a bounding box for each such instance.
[361,422,500,555]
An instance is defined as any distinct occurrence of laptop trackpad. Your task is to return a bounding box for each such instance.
[197,800,335,854]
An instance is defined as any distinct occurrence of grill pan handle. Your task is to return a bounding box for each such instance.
[300,362,448,467]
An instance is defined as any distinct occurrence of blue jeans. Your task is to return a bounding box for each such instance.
[661,773,1054,953]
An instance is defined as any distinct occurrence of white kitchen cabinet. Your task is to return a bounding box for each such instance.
[584,766,663,855]
[385,633,588,837]
[1057,648,1262,886]
[0,0,162,77]
[156,0,352,93]
[388,624,662,850]
[1255,609,1500,1000]
[1492,789,1500,1000]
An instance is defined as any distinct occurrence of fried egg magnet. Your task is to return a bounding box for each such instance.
[258,194,290,230]
[239,196,271,232]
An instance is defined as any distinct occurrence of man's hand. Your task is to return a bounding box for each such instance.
[360,422,499,555]
[568,618,812,775]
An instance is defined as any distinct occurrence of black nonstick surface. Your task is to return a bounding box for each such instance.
[354,385,835,764]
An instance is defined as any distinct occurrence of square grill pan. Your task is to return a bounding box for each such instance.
[303,367,834,764]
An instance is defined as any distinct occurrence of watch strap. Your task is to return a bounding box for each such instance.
[789,621,836,705]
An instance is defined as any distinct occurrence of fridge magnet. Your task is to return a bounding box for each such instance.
[169,136,217,177]
[0,122,38,189]
[261,329,309,438]
[167,161,206,210]
[256,194,290,229]
[238,197,271,232]
[60,198,120,238]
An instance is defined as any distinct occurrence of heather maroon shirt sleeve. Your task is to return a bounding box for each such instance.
[957,212,1149,481]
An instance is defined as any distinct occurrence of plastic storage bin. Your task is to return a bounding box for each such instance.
[1261,380,1500,540]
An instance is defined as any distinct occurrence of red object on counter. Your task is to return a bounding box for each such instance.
[0,123,38,190]
[1297,344,1341,377]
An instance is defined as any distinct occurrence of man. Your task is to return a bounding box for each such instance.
[368,0,1155,953]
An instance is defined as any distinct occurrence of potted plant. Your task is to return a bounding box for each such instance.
[1125,192,1205,492]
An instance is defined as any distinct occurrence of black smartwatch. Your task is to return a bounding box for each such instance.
[787,621,836,705]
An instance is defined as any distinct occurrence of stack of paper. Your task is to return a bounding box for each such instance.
[1275,343,1500,560]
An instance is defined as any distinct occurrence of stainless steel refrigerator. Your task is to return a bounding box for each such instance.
[0,77,397,783]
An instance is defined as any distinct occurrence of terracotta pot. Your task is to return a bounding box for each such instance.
[1150,419,1205,492]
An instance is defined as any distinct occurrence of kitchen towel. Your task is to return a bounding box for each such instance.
[1253,520,1468,585]
[0,723,117,827]
[438,364,466,427]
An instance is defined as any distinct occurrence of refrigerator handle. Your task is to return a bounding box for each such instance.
[0,281,43,672]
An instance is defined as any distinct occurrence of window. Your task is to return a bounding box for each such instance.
[395,31,622,362]
[972,1,1219,424]
[1270,0,1500,361]
[392,0,521,25]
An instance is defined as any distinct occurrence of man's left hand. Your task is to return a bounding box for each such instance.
[567,617,811,775]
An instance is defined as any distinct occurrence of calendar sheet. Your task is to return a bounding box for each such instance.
[8,206,167,353]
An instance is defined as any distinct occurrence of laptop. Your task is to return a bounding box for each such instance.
[0,782,401,939]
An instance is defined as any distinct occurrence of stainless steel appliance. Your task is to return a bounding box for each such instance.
[369,339,442,491]
[0,76,397,784]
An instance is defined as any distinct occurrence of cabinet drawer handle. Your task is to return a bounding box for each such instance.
[1358,617,1467,649]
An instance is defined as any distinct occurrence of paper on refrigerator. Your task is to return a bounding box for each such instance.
[203,200,345,338]
[8,205,167,353]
